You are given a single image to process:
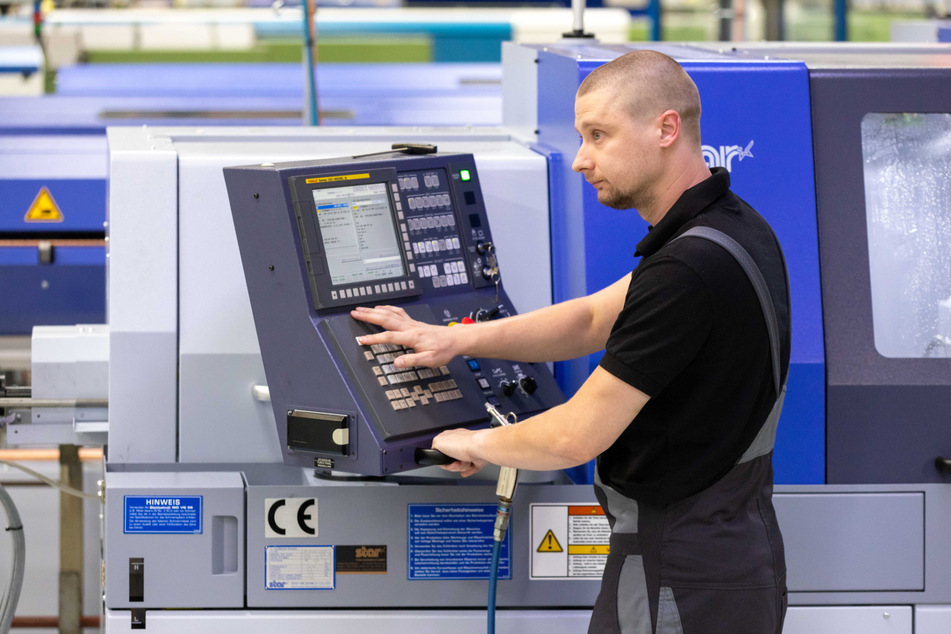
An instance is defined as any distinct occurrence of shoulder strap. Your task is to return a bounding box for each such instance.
[673,226,782,395]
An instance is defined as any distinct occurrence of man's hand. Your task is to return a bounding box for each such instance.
[432,427,487,477]
[350,305,460,369]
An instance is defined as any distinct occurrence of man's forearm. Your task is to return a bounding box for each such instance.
[451,274,629,363]
[452,297,605,363]
[433,366,650,472]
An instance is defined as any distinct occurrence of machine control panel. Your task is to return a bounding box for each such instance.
[226,152,564,476]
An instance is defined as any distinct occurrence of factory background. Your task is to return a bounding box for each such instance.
[2,0,951,632]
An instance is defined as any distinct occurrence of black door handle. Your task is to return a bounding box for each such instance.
[935,457,951,474]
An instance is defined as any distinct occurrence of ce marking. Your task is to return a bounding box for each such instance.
[265,498,318,538]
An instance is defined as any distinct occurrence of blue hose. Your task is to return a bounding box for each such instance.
[488,537,502,634]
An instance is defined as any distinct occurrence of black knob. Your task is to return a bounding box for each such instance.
[500,380,517,397]
[936,457,951,474]
[519,376,538,396]
[472,306,501,322]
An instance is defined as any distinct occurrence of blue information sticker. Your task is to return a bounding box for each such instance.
[407,504,511,580]
[124,496,203,534]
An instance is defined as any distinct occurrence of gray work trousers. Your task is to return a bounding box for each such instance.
[588,455,788,634]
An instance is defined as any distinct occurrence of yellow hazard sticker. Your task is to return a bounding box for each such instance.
[24,187,64,223]
[537,529,564,553]
[306,173,370,184]
[568,545,610,555]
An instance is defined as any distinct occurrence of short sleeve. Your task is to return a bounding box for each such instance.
[599,256,713,397]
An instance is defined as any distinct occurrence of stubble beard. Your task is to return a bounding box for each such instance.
[597,182,653,213]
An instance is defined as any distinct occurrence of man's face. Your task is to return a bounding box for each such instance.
[571,88,659,212]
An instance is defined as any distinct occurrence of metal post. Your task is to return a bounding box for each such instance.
[58,444,83,634]
[718,0,733,40]
[572,0,585,33]
[834,0,848,41]
[650,0,663,41]
[763,0,784,40]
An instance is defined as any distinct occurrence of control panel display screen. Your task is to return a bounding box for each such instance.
[313,182,406,286]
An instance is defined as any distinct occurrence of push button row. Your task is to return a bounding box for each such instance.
[333,280,414,301]
[386,382,462,410]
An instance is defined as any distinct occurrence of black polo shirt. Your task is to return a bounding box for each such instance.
[597,167,790,507]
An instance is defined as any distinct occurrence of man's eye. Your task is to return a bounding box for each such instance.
[593,131,603,140]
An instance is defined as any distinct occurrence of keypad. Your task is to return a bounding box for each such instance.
[358,340,463,410]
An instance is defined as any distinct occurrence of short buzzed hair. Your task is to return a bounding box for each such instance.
[578,50,702,146]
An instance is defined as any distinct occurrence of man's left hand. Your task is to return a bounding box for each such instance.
[432,428,487,477]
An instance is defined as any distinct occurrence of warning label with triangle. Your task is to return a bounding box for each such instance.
[24,187,64,223]
[536,529,564,553]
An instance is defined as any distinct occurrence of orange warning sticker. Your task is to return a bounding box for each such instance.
[531,503,610,579]
[569,505,605,516]
[24,187,64,223]
[537,529,564,553]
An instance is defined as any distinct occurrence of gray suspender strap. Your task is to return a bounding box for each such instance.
[674,226,782,397]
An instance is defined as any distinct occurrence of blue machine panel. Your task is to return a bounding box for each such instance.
[0,179,106,232]
[0,177,107,334]
[54,63,502,98]
[407,504,512,580]
[124,496,203,534]
[534,45,825,485]
[0,249,106,334]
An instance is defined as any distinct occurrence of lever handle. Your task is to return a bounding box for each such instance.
[936,457,951,474]
[414,448,455,466]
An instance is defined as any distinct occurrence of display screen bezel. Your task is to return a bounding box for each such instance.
[290,168,419,312]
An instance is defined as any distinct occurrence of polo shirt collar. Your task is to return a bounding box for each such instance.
[634,167,730,258]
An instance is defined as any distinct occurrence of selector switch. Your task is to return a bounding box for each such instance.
[500,380,517,397]
[519,376,538,396]
[129,558,144,602]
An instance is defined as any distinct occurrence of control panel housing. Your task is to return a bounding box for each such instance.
[226,152,564,475]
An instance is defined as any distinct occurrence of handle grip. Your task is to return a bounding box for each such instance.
[414,448,455,466]
[936,457,951,474]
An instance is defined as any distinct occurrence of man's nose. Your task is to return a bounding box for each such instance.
[572,146,590,173]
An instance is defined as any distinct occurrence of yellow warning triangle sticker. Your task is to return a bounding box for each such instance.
[536,529,564,553]
[24,187,64,223]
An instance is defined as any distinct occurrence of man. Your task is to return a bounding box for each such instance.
[352,50,789,633]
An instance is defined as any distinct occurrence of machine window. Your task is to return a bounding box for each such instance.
[313,182,405,286]
[862,113,951,358]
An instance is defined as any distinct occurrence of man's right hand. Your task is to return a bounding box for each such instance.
[350,305,461,369]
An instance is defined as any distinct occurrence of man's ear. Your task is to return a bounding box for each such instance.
[658,110,681,148]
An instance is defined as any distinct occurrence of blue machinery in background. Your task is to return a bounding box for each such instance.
[0,137,107,335]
